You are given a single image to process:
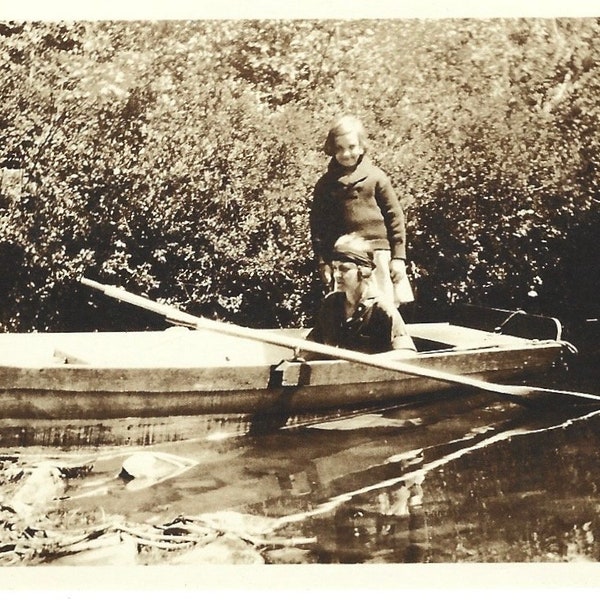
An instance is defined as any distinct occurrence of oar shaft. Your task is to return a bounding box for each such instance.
[80,277,198,326]
[79,277,600,407]
[200,316,511,394]
[79,277,510,395]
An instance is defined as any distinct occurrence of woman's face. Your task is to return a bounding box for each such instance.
[332,260,361,292]
[333,131,363,167]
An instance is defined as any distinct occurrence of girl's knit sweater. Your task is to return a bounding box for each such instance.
[310,154,406,262]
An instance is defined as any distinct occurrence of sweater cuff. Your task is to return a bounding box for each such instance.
[390,243,406,260]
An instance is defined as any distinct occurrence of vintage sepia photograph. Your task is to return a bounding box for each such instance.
[1,0,599,593]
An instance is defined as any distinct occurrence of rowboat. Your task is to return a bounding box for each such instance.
[0,297,574,448]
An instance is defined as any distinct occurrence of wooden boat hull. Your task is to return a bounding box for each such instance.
[0,306,567,446]
[0,344,560,418]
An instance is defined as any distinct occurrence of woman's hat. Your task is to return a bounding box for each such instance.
[331,233,375,268]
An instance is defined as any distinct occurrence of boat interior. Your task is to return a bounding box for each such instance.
[0,305,563,369]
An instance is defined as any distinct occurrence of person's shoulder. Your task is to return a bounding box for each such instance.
[323,291,344,303]
[315,172,330,183]
[372,296,400,317]
[319,291,345,312]
[314,168,334,190]
[316,291,343,317]
[359,155,389,179]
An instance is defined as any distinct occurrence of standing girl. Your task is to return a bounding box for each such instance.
[310,115,413,306]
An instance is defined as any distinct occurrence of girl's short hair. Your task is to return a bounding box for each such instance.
[323,115,369,156]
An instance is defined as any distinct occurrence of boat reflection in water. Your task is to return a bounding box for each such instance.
[267,396,599,564]
[332,465,429,563]
[7,376,600,565]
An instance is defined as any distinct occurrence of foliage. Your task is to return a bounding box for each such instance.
[1,18,599,332]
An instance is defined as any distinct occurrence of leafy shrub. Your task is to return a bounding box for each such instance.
[1,19,599,333]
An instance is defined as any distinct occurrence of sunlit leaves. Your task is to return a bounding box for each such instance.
[0,18,599,331]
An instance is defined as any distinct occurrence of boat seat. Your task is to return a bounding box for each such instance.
[406,322,529,351]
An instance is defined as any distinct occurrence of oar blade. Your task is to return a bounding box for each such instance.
[508,385,600,410]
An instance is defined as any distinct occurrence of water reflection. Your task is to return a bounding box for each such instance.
[431,407,600,562]
[330,471,428,563]
[6,378,600,564]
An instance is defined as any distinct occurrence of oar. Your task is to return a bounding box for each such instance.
[79,277,600,409]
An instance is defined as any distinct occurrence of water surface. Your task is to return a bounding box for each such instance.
[3,362,600,566]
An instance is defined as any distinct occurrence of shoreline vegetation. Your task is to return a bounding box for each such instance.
[1,19,599,335]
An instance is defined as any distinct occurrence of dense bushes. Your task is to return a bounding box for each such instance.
[1,19,599,332]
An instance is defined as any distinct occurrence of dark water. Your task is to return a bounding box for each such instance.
[0,338,597,571]
[25,359,594,566]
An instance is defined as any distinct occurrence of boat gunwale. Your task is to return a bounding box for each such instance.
[0,338,564,392]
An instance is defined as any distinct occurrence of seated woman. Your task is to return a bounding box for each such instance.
[301,233,417,361]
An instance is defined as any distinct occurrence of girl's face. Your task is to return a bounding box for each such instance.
[332,261,361,292]
[333,131,363,167]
